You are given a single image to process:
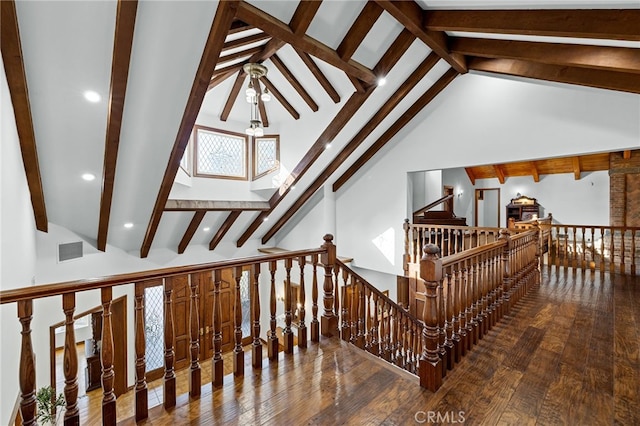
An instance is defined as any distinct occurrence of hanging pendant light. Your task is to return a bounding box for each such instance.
[243,63,270,137]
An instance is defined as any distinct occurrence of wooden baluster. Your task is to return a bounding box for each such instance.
[251,263,262,368]
[350,276,358,345]
[553,228,560,268]
[563,226,569,269]
[340,277,350,341]
[379,300,386,359]
[438,269,447,376]
[283,259,294,354]
[162,280,176,409]
[18,300,36,426]
[444,270,454,370]
[600,228,606,273]
[233,266,245,374]
[477,254,486,339]
[452,266,462,363]
[632,230,637,276]
[357,281,366,349]
[134,285,148,421]
[489,252,498,327]
[212,270,224,386]
[590,227,596,271]
[471,259,480,345]
[321,234,338,336]
[419,244,443,391]
[610,228,616,274]
[620,229,626,275]
[383,301,392,361]
[297,256,307,348]
[364,287,371,352]
[333,263,340,322]
[404,219,411,274]
[311,254,320,342]
[62,293,79,424]
[371,292,379,356]
[188,274,201,397]
[390,306,398,365]
[268,261,279,360]
[581,227,587,270]
[101,287,117,423]
[571,226,577,269]
[458,264,468,356]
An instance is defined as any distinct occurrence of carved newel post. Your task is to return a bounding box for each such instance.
[419,244,443,391]
[321,234,338,337]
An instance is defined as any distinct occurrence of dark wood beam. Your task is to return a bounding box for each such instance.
[261,53,442,244]
[235,1,377,84]
[451,37,640,74]
[165,200,270,211]
[211,62,245,78]
[333,68,459,192]
[531,162,540,183]
[425,9,640,41]
[229,20,252,35]
[572,157,581,180]
[337,2,384,61]
[222,32,270,52]
[468,57,640,94]
[295,48,340,103]
[97,0,138,251]
[210,211,242,251]
[208,67,242,91]
[220,72,247,121]
[178,211,207,254]
[375,0,467,73]
[1,0,48,231]
[347,74,367,93]
[270,54,318,112]
[255,77,269,128]
[493,164,506,184]
[623,150,632,160]
[140,0,239,258]
[237,29,415,247]
[465,168,476,185]
[373,28,416,77]
[217,45,263,67]
[261,76,300,119]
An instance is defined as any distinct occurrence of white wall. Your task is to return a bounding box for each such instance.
[335,74,640,276]
[1,60,39,425]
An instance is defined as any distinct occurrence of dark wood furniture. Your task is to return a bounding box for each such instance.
[413,192,467,226]
[85,311,102,391]
[506,195,540,223]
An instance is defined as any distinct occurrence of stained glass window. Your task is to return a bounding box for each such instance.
[144,285,164,372]
[253,136,279,180]
[195,126,247,180]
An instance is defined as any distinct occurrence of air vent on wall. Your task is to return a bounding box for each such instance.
[58,241,83,263]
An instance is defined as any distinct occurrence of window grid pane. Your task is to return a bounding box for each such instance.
[144,285,164,372]
[256,138,277,176]
[197,129,246,178]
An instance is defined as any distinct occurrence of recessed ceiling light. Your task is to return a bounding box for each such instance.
[203,227,211,232]
[81,173,95,181]
[124,222,134,229]
[377,77,387,86]
[84,90,101,103]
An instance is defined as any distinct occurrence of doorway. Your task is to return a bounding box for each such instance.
[475,188,501,227]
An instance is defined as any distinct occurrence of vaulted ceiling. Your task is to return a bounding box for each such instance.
[2,0,638,259]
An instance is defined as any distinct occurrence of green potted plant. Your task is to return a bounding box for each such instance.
[35,386,65,425]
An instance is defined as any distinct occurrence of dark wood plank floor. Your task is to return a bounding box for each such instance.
[82,267,640,425]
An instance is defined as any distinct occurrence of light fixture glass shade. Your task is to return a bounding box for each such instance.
[261,88,271,102]
[245,82,256,98]
[254,127,264,137]
[245,127,255,136]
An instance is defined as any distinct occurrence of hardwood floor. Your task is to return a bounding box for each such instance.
[59,267,639,425]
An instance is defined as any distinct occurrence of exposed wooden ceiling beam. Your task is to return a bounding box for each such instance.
[270,54,318,112]
[295,48,340,103]
[1,0,48,231]
[228,20,252,35]
[211,62,245,78]
[235,1,377,84]
[140,0,239,258]
[531,162,540,183]
[347,74,367,93]
[450,37,640,74]
[210,211,242,251]
[178,211,207,254]
[425,9,640,41]
[165,200,270,211]
[373,29,416,77]
[623,150,632,160]
[337,2,384,61]
[493,164,506,184]
[261,53,442,244]
[220,71,247,122]
[222,32,270,52]
[469,57,640,94]
[217,45,263,67]
[333,68,459,192]
[465,168,476,185]
[208,67,242,91]
[97,0,138,252]
[261,76,300,120]
[375,0,467,73]
[238,30,418,246]
[572,157,581,180]
[255,77,269,128]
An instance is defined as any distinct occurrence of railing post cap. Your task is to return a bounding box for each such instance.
[323,234,334,244]
[422,244,440,259]
[499,228,511,238]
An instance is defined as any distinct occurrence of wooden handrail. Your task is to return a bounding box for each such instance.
[0,247,325,304]
[413,193,454,216]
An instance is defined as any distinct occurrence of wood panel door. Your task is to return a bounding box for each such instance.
[167,275,190,372]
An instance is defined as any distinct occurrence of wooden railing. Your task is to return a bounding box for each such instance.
[0,235,339,425]
[335,260,423,376]
[408,228,540,391]
[546,224,640,275]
